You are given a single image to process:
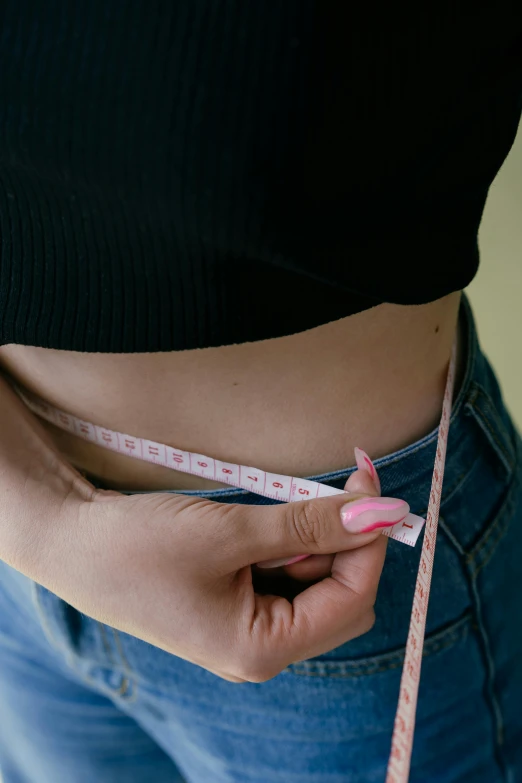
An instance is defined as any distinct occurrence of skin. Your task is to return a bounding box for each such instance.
[0,293,462,493]
[0,293,465,675]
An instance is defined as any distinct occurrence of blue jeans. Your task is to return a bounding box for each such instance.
[1,295,522,783]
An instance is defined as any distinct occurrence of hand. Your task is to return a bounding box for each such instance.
[20,460,403,683]
[255,456,383,582]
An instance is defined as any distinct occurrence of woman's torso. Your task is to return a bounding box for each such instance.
[0,293,462,491]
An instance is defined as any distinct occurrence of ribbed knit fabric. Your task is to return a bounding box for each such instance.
[0,1,521,352]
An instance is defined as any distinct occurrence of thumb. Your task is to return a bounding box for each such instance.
[227,487,408,569]
[266,448,383,577]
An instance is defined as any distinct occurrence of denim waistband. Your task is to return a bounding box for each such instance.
[111,293,517,510]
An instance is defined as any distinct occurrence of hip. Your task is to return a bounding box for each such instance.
[0,294,462,491]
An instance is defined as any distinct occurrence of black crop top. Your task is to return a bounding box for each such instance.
[0,1,521,352]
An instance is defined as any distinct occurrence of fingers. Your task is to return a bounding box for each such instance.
[242,535,388,678]
[354,447,382,495]
[216,479,409,567]
[274,554,335,582]
[255,453,382,575]
[343,463,380,497]
[219,493,391,567]
[217,456,403,568]
[288,535,388,662]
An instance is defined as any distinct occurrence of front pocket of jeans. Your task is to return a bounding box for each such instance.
[285,609,472,678]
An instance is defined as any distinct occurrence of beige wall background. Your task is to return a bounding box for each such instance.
[468,116,522,432]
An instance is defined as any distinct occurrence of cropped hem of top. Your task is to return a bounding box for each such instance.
[0,1,521,353]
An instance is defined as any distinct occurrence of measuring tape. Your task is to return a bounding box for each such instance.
[16,386,426,547]
[385,339,456,782]
[15,340,456,781]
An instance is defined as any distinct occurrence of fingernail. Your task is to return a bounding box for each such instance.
[340,497,410,533]
[354,447,382,494]
[257,554,310,569]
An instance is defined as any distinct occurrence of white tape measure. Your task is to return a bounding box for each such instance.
[15,339,456,782]
[385,340,456,782]
[16,386,426,547]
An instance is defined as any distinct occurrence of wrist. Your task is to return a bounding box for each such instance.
[0,374,92,574]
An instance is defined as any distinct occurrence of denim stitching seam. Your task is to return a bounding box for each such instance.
[466,385,515,475]
[474,407,513,474]
[437,515,466,557]
[439,460,481,511]
[31,584,126,697]
[111,628,138,703]
[96,622,131,698]
[76,664,132,702]
[468,572,510,782]
[97,622,115,664]
[287,613,471,677]
[467,489,517,579]
[287,630,468,678]
[30,582,77,670]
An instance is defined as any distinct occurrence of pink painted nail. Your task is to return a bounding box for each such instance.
[340,497,410,533]
[354,447,382,495]
[256,554,310,570]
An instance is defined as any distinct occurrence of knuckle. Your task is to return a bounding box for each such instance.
[352,609,376,640]
[290,500,331,551]
[242,669,272,684]
[362,608,377,634]
[233,653,280,683]
[352,568,376,598]
[232,663,259,682]
[219,673,246,684]
[334,559,380,603]
[243,667,279,683]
